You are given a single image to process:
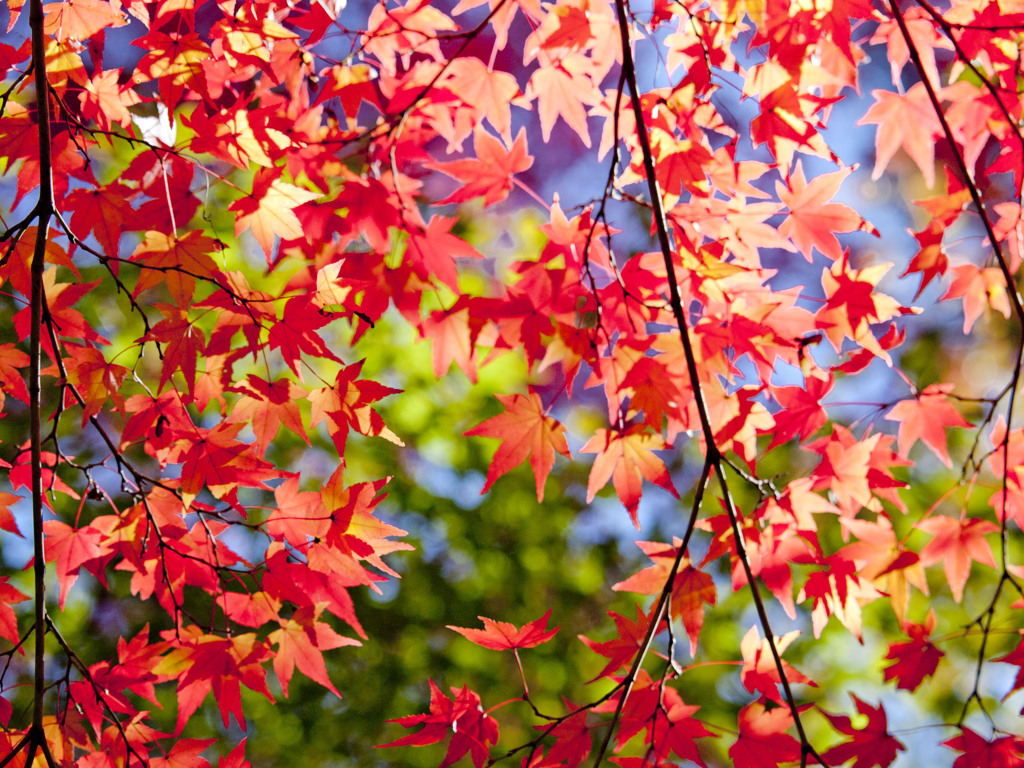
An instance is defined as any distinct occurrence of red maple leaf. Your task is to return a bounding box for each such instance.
[943,728,1024,768]
[0,343,31,405]
[465,393,571,502]
[308,361,403,456]
[43,519,112,608]
[13,272,104,350]
[769,373,832,448]
[822,695,905,768]
[729,701,801,768]
[150,738,217,768]
[815,256,906,364]
[448,611,559,651]
[267,296,341,378]
[740,627,812,703]
[536,701,591,768]
[798,554,882,639]
[613,541,715,655]
[542,6,592,50]
[171,633,273,733]
[65,182,133,259]
[620,356,686,432]
[0,577,28,646]
[219,740,250,768]
[883,614,944,692]
[903,221,948,299]
[655,141,714,197]
[993,631,1024,702]
[0,492,21,537]
[405,215,484,292]
[143,304,207,393]
[380,681,499,768]
[168,421,280,502]
[579,606,665,681]
[594,671,712,761]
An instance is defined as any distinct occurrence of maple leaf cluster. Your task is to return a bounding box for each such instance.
[1,0,1024,765]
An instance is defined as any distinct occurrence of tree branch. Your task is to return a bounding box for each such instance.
[604,1,826,765]
[29,0,55,749]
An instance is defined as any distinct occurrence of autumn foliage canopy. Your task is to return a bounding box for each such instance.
[1,0,1024,765]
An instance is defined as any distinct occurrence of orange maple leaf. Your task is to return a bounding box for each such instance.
[465,393,571,502]
[884,384,970,467]
[43,0,127,41]
[776,162,873,262]
[442,58,520,141]
[268,606,358,698]
[526,63,593,147]
[130,230,221,305]
[581,425,678,526]
[229,376,310,458]
[857,84,942,188]
[918,516,997,602]
[420,299,482,381]
[230,169,319,257]
[79,68,140,130]
[941,263,1012,333]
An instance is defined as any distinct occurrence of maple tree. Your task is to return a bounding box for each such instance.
[1,0,1024,764]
